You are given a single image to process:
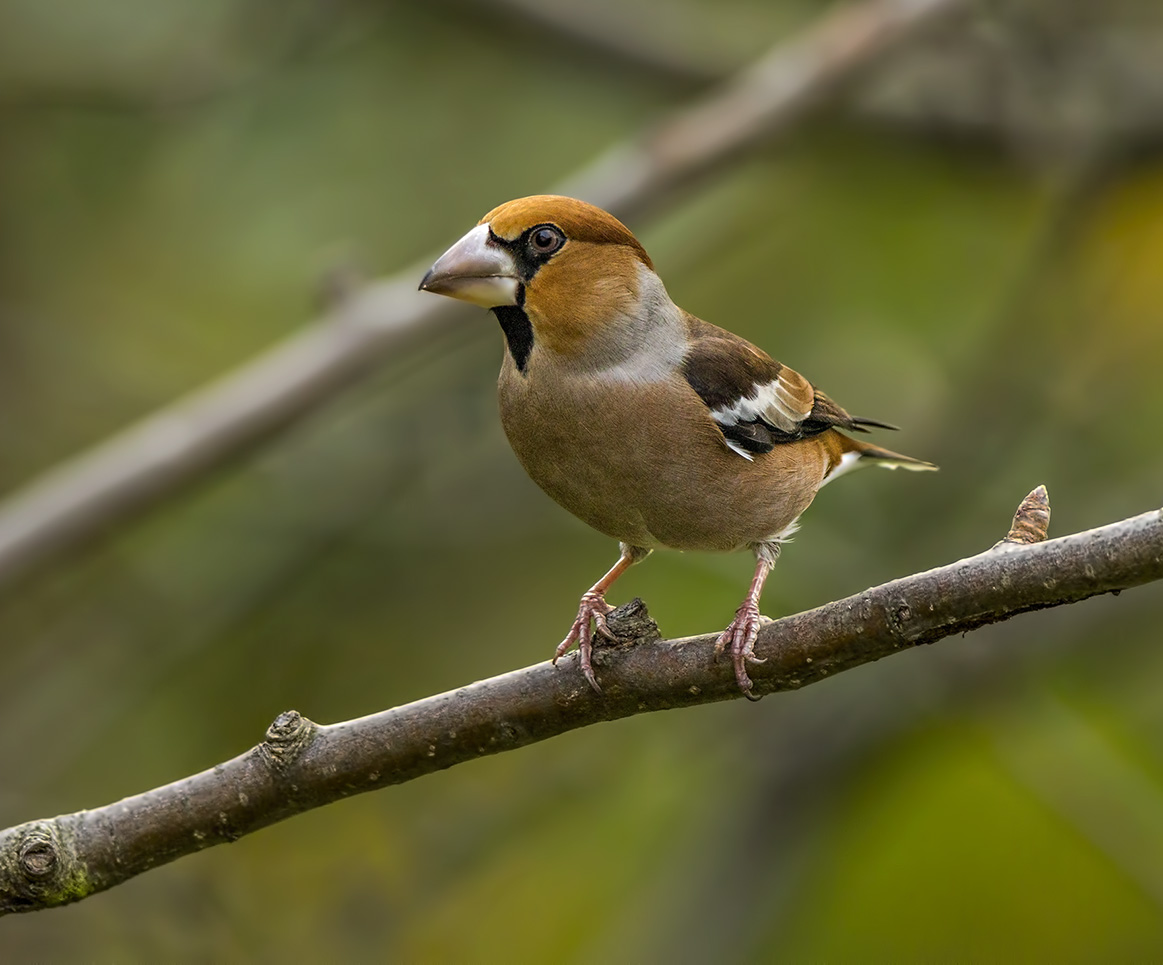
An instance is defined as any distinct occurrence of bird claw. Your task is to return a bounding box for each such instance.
[714,602,765,700]
[554,590,615,693]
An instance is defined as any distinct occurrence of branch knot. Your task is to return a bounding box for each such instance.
[262,710,317,771]
[604,598,661,644]
[18,827,58,881]
[0,821,89,910]
[997,485,1051,547]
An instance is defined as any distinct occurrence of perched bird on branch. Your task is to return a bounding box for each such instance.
[420,196,935,695]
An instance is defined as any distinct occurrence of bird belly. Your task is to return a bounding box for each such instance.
[499,369,828,552]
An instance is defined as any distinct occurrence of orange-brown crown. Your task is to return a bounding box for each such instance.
[479,195,653,271]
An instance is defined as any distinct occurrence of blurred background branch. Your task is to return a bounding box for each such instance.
[445,0,731,84]
[2,491,1160,917]
[448,0,1163,161]
[0,0,970,594]
[3,0,1162,956]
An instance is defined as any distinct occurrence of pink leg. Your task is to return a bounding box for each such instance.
[555,544,646,693]
[714,552,776,699]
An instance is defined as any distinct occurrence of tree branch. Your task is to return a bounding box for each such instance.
[447,0,731,84]
[0,0,972,593]
[1,488,1160,915]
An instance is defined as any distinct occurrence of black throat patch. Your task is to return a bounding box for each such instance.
[492,303,534,373]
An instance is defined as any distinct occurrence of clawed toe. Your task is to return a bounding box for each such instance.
[555,590,615,693]
[714,604,764,699]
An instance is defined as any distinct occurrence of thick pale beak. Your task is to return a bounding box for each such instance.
[418,223,520,308]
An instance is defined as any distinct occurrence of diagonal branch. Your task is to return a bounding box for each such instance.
[0,0,973,593]
[1,488,1160,915]
[447,0,731,84]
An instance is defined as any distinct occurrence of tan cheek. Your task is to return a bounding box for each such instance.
[526,246,640,356]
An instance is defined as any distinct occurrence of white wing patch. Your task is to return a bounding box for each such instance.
[710,371,806,434]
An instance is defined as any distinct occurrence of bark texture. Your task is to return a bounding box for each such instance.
[1,490,1159,916]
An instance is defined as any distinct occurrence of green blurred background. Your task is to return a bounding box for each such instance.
[2,0,1163,959]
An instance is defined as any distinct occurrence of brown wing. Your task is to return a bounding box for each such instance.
[680,315,896,457]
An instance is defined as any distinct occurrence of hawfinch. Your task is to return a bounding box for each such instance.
[420,196,935,696]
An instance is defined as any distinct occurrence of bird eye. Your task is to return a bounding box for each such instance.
[528,225,564,255]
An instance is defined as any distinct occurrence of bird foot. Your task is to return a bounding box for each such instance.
[554,590,616,693]
[714,601,766,700]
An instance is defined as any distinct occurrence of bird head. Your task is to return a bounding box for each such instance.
[419,196,660,364]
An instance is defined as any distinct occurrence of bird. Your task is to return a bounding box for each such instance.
[419,195,935,697]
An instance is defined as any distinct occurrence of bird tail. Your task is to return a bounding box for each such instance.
[821,434,937,487]
[843,436,938,472]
